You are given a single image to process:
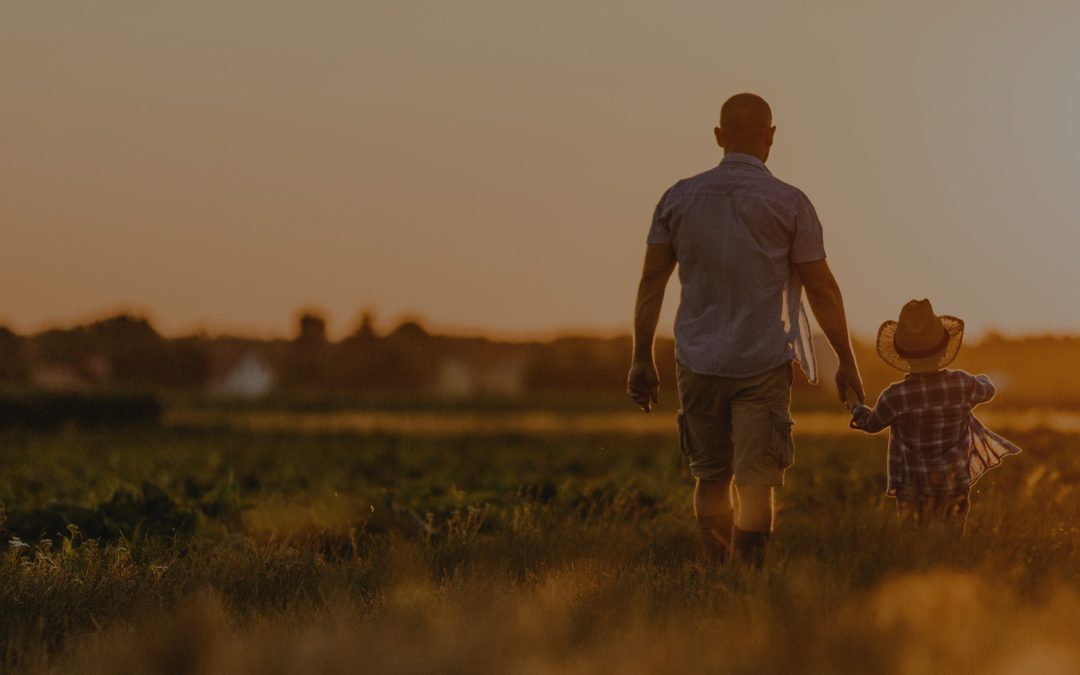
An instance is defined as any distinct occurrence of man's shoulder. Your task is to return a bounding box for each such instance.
[766,175,812,203]
[663,166,717,194]
[665,164,810,207]
[751,171,813,209]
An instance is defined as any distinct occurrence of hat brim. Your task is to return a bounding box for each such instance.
[876,316,964,373]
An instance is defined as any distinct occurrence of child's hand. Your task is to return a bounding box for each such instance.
[849,404,872,430]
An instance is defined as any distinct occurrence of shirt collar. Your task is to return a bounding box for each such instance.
[720,152,771,174]
[905,369,946,380]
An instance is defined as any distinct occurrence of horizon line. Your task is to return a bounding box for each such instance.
[3,307,1078,346]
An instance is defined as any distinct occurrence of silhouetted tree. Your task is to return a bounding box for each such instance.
[388,319,428,341]
[352,310,377,341]
[296,312,328,345]
[378,319,435,390]
[0,326,28,383]
[279,311,334,389]
[87,314,169,386]
[32,326,91,376]
[523,336,640,391]
[165,336,211,388]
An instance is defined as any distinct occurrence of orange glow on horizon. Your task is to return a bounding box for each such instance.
[4,2,1080,339]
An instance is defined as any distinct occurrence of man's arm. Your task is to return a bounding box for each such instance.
[796,258,865,403]
[627,243,677,412]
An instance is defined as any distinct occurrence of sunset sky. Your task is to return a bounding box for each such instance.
[3,1,1080,339]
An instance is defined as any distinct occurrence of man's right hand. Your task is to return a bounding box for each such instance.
[797,259,865,408]
[835,360,865,406]
[627,359,660,413]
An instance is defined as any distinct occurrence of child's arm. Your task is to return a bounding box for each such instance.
[970,374,996,406]
[849,392,897,434]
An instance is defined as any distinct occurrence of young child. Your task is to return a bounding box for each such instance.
[849,299,1021,530]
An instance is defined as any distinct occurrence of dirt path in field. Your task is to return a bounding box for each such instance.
[167,408,1080,437]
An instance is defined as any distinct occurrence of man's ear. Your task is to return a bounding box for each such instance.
[714,126,725,149]
[765,125,776,147]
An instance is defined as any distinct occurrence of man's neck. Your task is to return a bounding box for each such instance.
[723,148,767,163]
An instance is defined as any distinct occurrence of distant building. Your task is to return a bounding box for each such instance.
[436,355,525,398]
[212,352,275,399]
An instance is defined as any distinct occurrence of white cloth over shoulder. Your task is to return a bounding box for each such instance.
[784,269,818,384]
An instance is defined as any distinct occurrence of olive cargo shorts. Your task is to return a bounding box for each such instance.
[675,360,795,486]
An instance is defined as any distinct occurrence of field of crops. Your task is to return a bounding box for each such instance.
[2,399,1079,674]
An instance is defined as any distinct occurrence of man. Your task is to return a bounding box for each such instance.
[627,93,864,567]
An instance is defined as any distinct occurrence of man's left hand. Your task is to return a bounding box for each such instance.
[627,360,660,413]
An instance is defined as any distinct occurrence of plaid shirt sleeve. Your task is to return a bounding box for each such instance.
[851,387,898,433]
[970,374,996,405]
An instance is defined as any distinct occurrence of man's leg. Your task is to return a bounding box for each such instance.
[676,361,736,563]
[731,484,773,567]
[733,484,774,532]
[729,363,794,568]
[693,476,735,562]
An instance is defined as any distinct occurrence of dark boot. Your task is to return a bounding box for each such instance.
[731,528,770,569]
[697,514,734,563]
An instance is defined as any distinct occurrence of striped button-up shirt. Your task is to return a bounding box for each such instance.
[851,369,1022,494]
[647,153,824,381]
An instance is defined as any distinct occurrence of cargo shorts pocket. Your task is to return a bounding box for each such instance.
[677,410,692,458]
[769,409,795,470]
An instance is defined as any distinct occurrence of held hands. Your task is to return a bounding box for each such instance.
[835,360,865,408]
[848,403,872,430]
[840,360,870,430]
[627,359,660,413]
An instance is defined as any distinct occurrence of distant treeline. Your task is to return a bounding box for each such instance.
[0,313,667,398]
[1,313,1079,406]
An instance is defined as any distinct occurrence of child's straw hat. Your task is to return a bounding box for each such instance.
[877,299,964,373]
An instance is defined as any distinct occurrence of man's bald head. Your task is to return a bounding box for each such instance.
[715,93,776,162]
[720,94,772,138]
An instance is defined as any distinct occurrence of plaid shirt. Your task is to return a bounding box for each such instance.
[851,369,1021,495]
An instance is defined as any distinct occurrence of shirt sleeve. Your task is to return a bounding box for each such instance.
[791,192,826,263]
[646,186,674,245]
[970,374,996,405]
[851,389,898,433]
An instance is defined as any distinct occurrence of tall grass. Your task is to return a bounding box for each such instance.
[1,422,1078,673]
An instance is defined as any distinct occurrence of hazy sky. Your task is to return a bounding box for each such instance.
[3,1,1080,339]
